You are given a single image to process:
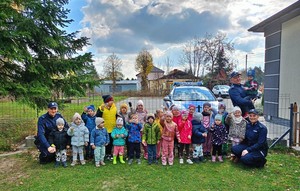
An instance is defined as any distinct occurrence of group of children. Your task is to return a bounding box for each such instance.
[48,99,249,168]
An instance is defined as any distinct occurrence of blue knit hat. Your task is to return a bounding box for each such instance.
[214,114,223,121]
[87,105,95,111]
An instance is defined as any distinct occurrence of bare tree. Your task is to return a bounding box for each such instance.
[135,49,154,91]
[103,53,124,93]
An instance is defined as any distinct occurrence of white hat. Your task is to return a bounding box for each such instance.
[116,117,123,125]
[95,117,104,126]
[72,113,81,122]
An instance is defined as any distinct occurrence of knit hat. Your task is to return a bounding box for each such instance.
[193,112,203,122]
[95,117,104,126]
[147,113,155,120]
[181,110,188,116]
[116,117,123,125]
[171,105,179,111]
[247,69,255,77]
[137,100,144,106]
[218,102,226,109]
[56,118,65,125]
[203,102,211,108]
[165,111,173,117]
[215,114,223,121]
[87,105,95,111]
[72,112,82,122]
[102,95,113,103]
[188,104,196,109]
[232,106,241,113]
[120,103,128,110]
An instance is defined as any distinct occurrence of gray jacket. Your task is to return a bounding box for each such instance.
[67,122,89,146]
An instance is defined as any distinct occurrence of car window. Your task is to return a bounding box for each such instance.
[173,87,215,101]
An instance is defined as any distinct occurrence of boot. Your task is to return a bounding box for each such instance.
[113,156,117,165]
[119,156,125,164]
[218,156,223,162]
[212,155,216,162]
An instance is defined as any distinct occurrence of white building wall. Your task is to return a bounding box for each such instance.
[279,15,300,118]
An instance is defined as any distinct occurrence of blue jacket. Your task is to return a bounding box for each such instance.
[191,120,207,144]
[111,127,128,146]
[90,127,110,147]
[229,84,254,115]
[81,112,96,134]
[126,122,143,143]
[37,112,69,150]
[67,122,89,147]
[243,121,268,156]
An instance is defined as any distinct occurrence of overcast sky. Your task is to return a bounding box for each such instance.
[65,0,297,79]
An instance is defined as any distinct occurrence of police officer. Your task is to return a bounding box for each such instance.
[36,102,69,164]
[231,109,268,168]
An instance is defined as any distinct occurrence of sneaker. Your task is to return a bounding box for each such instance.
[162,162,167,166]
[128,159,133,165]
[100,161,106,166]
[137,159,141,165]
[80,160,86,165]
[95,162,100,167]
[169,162,173,166]
[71,161,76,166]
[186,159,193,164]
[179,158,184,164]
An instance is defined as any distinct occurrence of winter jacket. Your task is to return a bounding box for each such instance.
[81,112,96,134]
[37,112,69,150]
[242,121,268,156]
[67,122,89,147]
[191,120,207,144]
[172,115,181,125]
[96,103,118,133]
[229,84,254,115]
[136,109,147,124]
[126,122,143,143]
[111,127,128,146]
[178,119,192,144]
[90,127,110,147]
[160,120,180,142]
[142,122,161,145]
[48,128,71,150]
[225,115,247,141]
[210,123,227,146]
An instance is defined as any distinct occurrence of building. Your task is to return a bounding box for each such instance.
[248,1,300,119]
[95,80,138,94]
[136,66,165,91]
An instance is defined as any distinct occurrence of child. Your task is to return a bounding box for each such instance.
[49,118,71,168]
[126,113,143,165]
[244,69,259,100]
[188,104,196,121]
[67,113,89,166]
[154,109,164,160]
[90,117,110,167]
[135,100,148,160]
[111,117,128,164]
[210,114,227,162]
[202,102,215,157]
[171,105,181,157]
[160,111,180,166]
[81,104,96,159]
[218,103,229,157]
[142,113,161,165]
[225,106,247,161]
[191,112,207,163]
[178,110,193,164]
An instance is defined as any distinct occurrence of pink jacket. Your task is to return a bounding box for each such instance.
[178,119,192,144]
[161,120,180,142]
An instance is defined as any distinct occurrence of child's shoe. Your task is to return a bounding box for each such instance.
[55,161,60,168]
[62,162,67,168]
[199,156,206,163]
[218,156,224,162]
[100,161,106,166]
[179,158,184,164]
[169,162,173,166]
[71,161,76,166]
[128,159,133,165]
[95,162,100,167]
[119,156,125,164]
[192,157,200,164]
[212,155,216,162]
[137,159,141,165]
[186,159,193,164]
[113,156,117,165]
[80,160,86,165]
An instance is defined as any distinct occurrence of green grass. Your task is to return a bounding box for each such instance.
[0,148,299,191]
[0,96,127,152]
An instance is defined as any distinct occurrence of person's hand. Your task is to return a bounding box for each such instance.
[121,134,124,138]
[48,146,56,153]
[178,138,181,143]
[84,142,88,146]
[115,134,119,138]
[211,124,215,128]
[142,140,147,146]
[251,98,257,104]
[100,105,105,111]
[83,106,88,112]
[66,145,70,149]
[105,143,108,146]
[188,135,191,139]
[202,133,207,137]
[157,140,160,144]
[241,149,248,156]
[128,102,132,108]
[92,145,96,150]
[70,127,74,133]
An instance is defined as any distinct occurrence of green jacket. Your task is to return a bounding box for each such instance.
[142,122,161,145]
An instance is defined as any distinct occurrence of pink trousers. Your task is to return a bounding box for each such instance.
[162,139,174,165]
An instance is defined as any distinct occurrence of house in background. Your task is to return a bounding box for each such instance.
[136,66,164,91]
[95,80,138,94]
[249,1,300,119]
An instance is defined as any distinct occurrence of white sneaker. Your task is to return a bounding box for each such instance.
[179,158,184,164]
[186,159,193,164]
[71,161,76,166]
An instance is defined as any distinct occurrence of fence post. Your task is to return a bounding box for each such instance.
[293,102,298,146]
[289,103,294,147]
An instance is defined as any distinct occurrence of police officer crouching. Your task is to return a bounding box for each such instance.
[231,109,268,168]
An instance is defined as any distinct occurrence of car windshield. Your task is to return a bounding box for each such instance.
[173,87,215,101]
[220,85,230,90]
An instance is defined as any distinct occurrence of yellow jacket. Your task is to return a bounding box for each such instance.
[97,103,117,133]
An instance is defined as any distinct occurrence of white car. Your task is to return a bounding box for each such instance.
[212,85,230,97]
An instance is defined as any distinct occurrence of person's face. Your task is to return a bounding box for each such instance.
[117,124,123,129]
[74,117,81,125]
[230,75,241,84]
[57,124,64,131]
[131,115,138,124]
[219,107,225,113]
[234,110,242,118]
[172,109,180,116]
[182,115,188,120]
[48,107,58,117]
[249,113,259,124]
[189,107,195,114]
[121,107,127,114]
[203,106,210,113]
[98,121,105,128]
[157,110,164,118]
[215,120,222,125]
[148,118,154,124]
[137,104,143,111]
[166,115,172,123]
[247,76,253,81]
[107,100,114,107]
[87,109,95,116]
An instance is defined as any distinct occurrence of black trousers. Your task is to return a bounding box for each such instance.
[212,144,222,156]
[128,142,141,159]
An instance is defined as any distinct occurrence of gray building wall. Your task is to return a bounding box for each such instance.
[95,80,138,94]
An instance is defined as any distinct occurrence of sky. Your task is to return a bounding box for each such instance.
[65,0,297,79]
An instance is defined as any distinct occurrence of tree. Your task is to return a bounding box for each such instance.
[102,53,124,93]
[0,0,98,109]
[135,49,153,91]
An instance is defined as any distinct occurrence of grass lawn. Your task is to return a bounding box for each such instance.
[0,148,299,191]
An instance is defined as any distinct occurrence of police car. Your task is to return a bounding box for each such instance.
[163,82,221,112]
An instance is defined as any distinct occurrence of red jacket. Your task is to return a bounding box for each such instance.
[178,119,192,144]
